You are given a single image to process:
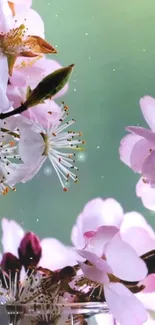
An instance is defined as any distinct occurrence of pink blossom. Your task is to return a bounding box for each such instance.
[119,96,155,211]
[15,105,84,191]
[77,229,147,325]
[71,197,155,254]
[72,197,155,323]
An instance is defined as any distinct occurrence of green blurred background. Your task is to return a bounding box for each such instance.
[1,0,155,243]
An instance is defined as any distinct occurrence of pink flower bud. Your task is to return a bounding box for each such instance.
[0,253,21,288]
[1,253,21,272]
[18,232,42,270]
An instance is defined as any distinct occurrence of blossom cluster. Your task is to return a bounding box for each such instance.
[1,1,155,325]
[0,0,84,194]
[0,198,155,325]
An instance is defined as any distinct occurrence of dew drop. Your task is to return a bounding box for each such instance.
[43,165,52,176]
[74,88,77,92]
[85,32,88,36]
[97,146,100,149]
[76,152,87,162]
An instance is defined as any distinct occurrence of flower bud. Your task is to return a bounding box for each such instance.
[1,253,21,272]
[24,64,74,108]
[18,232,42,270]
[0,253,21,288]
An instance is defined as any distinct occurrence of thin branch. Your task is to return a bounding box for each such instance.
[0,104,27,120]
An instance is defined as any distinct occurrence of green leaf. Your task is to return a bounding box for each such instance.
[24,64,74,108]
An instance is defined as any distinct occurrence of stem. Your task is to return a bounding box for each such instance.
[0,104,27,120]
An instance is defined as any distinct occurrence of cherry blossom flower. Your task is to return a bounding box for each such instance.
[71,197,155,324]
[119,96,155,211]
[16,104,84,191]
[71,197,155,250]
[0,0,56,76]
[77,228,148,325]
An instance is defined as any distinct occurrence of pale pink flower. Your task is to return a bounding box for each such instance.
[0,0,56,76]
[16,107,84,191]
[72,197,155,324]
[77,228,147,325]
[71,197,155,253]
[1,218,78,271]
[119,96,155,211]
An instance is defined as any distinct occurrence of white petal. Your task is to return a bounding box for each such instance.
[19,120,45,164]
[121,212,155,237]
[1,218,24,256]
[0,0,12,32]
[39,238,79,270]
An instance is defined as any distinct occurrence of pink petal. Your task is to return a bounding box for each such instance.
[141,274,155,293]
[85,226,119,257]
[22,100,62,127]
[77,249,112,273]
[142,150,155,185]
[105,233,147,281]
[7,86,23,108]
[121,227,155,256]
[127,126,155,145]
[39,238,79,270]
[1,218,24,257]
[136,178,155,211]
[78,261,109,284]
[13,9,44,38]
[71,198,123,249]
[130,138,151,172]
[10,65,44,88]
[121,212,155,237]
[104,283,147,325]
[140,96,155,131]
[119,134,142,167]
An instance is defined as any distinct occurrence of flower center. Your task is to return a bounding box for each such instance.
[0,24,26,55]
